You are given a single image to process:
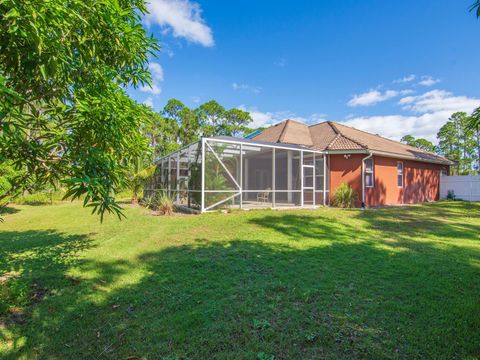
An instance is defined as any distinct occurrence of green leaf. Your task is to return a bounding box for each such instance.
[39,65,47,80]
[4,8,20,18]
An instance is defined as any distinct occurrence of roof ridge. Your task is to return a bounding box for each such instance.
[278,119,291,143]
[308,120,329,128]
[324,122,341,149]
[326,134,342,149]
[327,121,367,149]
[327,121,339,134]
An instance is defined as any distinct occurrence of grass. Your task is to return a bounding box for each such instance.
[0,201,479,359]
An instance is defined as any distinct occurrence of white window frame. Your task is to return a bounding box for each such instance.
[364,158,374,188]
[397,161,404,188]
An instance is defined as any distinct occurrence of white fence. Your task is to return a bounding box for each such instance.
[440,175,480,201]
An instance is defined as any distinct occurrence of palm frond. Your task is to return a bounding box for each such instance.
[133,164,156,182]
[470,0,480,17]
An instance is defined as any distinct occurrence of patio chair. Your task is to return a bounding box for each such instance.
[257,188,270,203]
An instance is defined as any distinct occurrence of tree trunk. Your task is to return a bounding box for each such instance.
[131,192,138,205]
[477,126,480,174]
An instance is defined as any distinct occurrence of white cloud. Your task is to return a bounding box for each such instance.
[237,106,281,128]
[237,106,326,128]
[242,88,480,145]
[145,0,214,47]
[232,82,262,94]
[342,113,452,142]
[143,97,154,108]
[343,90,480,142]
[140,83,162,95]
[191,96,201,104]
[307,113,329,123]
[141,62,164,97]
[418,76,440,86]
[348,89,399,107]
[400,89,414,95]
[286,113,327,125]
[161,43,175,57]
[149,62,164,81]
[394,74,416,83]
[231,83,243,90]
[399,90,479,113]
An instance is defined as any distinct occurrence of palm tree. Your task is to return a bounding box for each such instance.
[128,158,156,204]
[470,107,480,173]
[471,0,480,17]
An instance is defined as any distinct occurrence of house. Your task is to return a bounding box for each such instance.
[145,120,453,211]
[254,120,453,207]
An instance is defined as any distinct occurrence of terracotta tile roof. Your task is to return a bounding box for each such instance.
[253,119,313,147]
[280,120,313,146]
[308,122,338,150]
[252,121,287,143]
[253,119,453,165]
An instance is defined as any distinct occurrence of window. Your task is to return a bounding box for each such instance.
[364,158,374,188]
[397,161,404,188]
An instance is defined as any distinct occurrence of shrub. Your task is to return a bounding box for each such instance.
[14,192,52,205]
[140,194,154,209]
[145,191,174,215]
[13,190,66,205]
[157,192,174,215]
[447,190,456,200]
[332,183,357,208]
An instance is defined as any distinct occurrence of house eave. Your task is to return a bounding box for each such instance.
[325,149,453,165]
[370,150,453,165]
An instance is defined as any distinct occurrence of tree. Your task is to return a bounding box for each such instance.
[0,0,159,219]
[162,98,206,146]
[437,112,476,175]
[196,100,226,137]
[469,107,480,130]
[143,109,178,161]
[158,100,253,149]
[178,107,202,145]
[162,99,185,145]
[0,161,21,205]
[400,135,415,145]
[222,108,253,137]
[469,107,480,172]
[437,121,460,173]
[400,135,436,152]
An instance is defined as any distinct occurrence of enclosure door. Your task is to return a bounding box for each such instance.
[302,164,315,207]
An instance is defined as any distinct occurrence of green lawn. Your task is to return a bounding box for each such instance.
[1,201,479,359]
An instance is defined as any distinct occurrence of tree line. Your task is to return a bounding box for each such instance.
[401,108,480,175]
[144,99,253,161]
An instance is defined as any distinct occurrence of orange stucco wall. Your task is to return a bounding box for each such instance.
[329,154,447,207]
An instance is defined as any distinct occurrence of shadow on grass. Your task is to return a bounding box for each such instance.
[358,202,480,248]
[2,204,480,359]
[0,206,20,216]
[0,229,93,343]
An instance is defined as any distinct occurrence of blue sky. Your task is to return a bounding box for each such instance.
[130,0,480,142]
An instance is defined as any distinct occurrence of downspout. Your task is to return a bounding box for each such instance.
[361,151,373,209]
